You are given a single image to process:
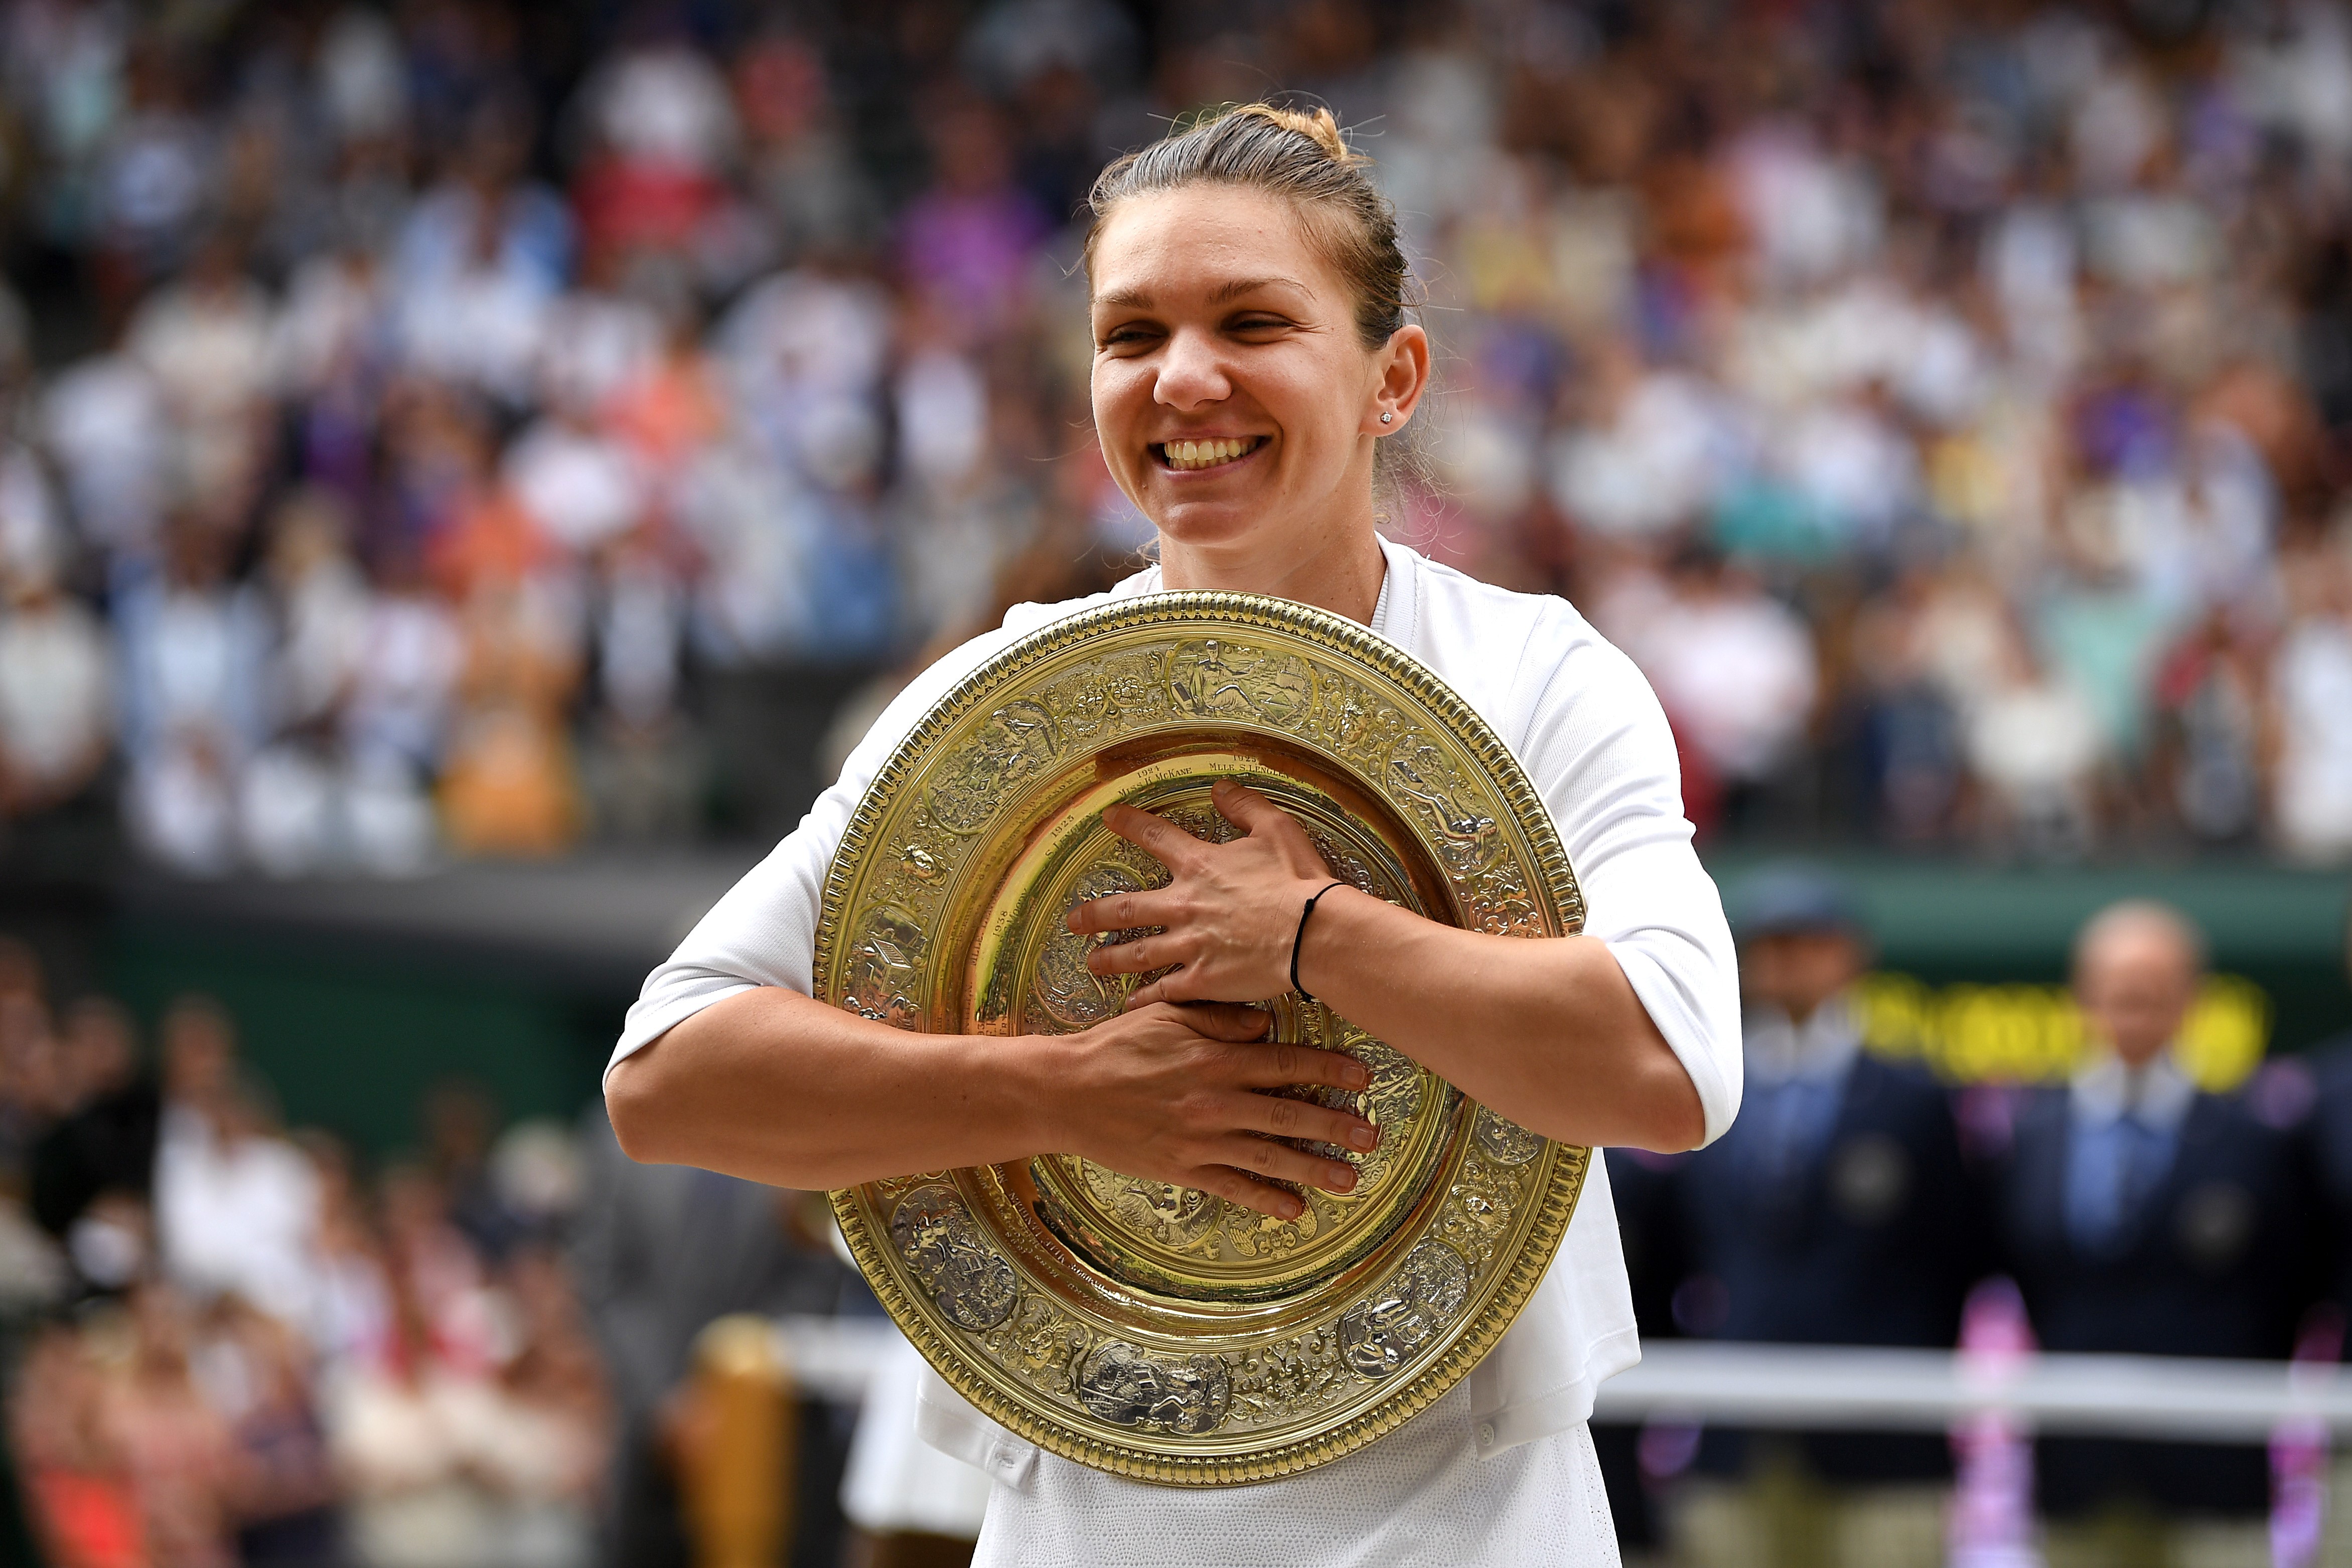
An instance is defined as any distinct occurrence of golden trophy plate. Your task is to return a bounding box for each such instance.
[817,591,1590,1484]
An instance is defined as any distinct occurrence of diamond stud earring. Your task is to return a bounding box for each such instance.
[1380,411,1394,423]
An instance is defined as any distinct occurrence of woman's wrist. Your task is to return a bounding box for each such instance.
[1290,883,1392,1008]
[987,1031,1058,1159]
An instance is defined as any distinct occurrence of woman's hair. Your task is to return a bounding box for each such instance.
[1083,103,1409,354]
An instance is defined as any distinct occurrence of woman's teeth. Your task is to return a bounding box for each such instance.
[1160,437,1260,471]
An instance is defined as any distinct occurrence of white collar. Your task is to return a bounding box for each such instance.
[1742,994,1862,1087]
[2070,1049,2197,1134]
[1114,535,1411,650]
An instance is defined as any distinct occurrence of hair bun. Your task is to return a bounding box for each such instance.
[1245,103,1361,167]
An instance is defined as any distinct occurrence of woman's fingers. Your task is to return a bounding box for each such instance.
[1100,803,1210,871]
[1228,1039,1373,1093]
[1085,932,1182,976]
[1161,1002,1270,1042]
[1210,778,1325,861]
[1226,1088,1381,1153]
[1203,1133,1362,1195]
[1208,777,1288,834]
[1187,1166,1310,1220]
[1065,886,1176,935]
[1124,974,1178,1009]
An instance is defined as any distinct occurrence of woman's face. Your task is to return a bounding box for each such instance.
[1089,185,1423,563]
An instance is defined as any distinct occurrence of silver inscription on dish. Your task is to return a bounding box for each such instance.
[1339,1239,1473,1379]
[891,1183,1019,1332]
[1473,1107,1546,1167]
[1076,1341,1233,1434]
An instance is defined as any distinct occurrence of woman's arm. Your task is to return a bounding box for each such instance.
[1286,889,1703,1151]
[1071,779,1707,1153]
[605,986,1382,1220]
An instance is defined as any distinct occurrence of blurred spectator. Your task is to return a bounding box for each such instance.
[327,1238,607,1568]
[13,1319,144,1568]
[202,1294,341,1566]
[31,998,161,1282]
[110,1282,241,1568]
[152,997,321,1331]
[0,556,110,819]
[2269,546,2352,862]
[2300,897,2352,1563]
[115,523,270,876]
[124,231,275,523]
[1607,546,1819,834]
[573,1104,850,1568]
[1993,901,2323,1565]
[1666,867,1986,1568]
[421,1077,520,1262]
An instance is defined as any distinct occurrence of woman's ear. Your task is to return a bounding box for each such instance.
[1365,323,1431,435]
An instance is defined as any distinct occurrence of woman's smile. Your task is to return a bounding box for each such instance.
[1156,435,1267,473]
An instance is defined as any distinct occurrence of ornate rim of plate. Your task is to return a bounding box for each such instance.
[817,590,1590,1485]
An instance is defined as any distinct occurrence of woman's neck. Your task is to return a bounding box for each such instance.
[1155,522,1388,626]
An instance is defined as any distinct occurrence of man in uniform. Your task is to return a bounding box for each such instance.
[1671,867,1987,1568]
[1997,900,2321,1567]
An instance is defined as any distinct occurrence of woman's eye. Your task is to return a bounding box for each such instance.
[1098,326,1157,350]
[1229,315,1289,333]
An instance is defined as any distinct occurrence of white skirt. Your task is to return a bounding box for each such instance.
[969,1384,1622,1568]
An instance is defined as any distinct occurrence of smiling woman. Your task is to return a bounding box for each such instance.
[602,103,1740,1565]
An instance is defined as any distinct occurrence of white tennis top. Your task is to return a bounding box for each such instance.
[610,538,1742,1557]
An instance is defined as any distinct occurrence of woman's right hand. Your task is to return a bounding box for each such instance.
[1024,1001,1382,1220]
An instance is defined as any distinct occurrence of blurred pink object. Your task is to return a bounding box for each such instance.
[2271,1308,2343,1568]
[1948,1277,2042,1568]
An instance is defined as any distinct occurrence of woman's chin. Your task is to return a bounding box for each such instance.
[1146,494,1275,553]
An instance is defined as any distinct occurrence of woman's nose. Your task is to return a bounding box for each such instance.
[1153,328,1231,409]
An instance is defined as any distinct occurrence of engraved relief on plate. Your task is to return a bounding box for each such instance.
[891,1183,1018,1331]
[1339,1238,1473,1379]
[1474,1107,1546,1166]
[1031,863,1160,1029]
[1043,647,1170,740]
[926,697,1061,834]
[1077,1341,1232,1434]
[1077,1165,1224,1251]
[1226,1326,1349,1427]
[1385,733,1500,877]
[845,903,925,1027]
[1168,639,1314,727]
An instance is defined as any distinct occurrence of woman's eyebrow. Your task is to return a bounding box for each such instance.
[1210,275,1307,304]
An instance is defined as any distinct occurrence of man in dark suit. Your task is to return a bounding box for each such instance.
[1998,900,2321,1567]
[573,1103,859,1568]
[1670,868,1988,1568]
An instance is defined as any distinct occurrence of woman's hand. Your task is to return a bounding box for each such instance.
[1032,999,1380,1220]
[1068,778,1336,1007]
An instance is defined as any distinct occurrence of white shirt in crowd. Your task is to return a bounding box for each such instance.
[156,1104,323,1330]
[611,538,1743,1564]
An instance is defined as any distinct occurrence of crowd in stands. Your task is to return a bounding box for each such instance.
[0,942,618,1568]
[0,0,2344,873]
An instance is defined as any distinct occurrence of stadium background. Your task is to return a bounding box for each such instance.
[1,0,2349,1563]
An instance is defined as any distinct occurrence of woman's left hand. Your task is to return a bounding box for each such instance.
[1069,778,1338,1007]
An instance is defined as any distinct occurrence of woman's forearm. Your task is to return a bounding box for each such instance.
[605,988,1382,1212]
[1294,887,1706,1152]
[605,987,1051,1187]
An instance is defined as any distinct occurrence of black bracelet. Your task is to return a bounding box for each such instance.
[1290,881,1349,1002]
